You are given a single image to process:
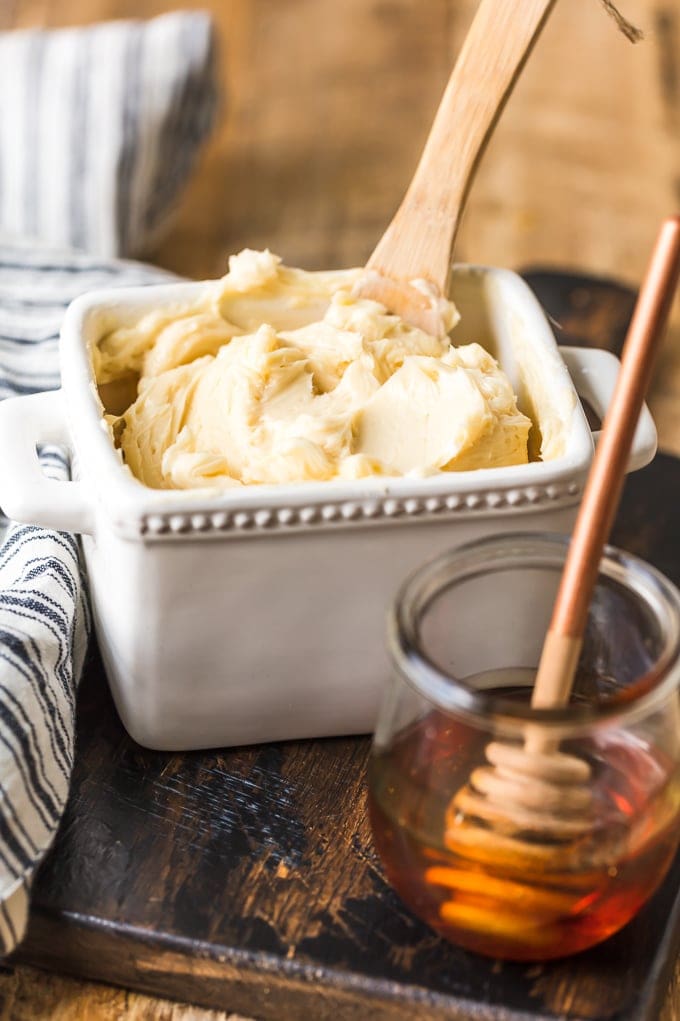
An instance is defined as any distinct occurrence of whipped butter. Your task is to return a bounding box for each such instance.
[95,250,532,489]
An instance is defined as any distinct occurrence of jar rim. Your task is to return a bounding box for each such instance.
[390,532,680,733]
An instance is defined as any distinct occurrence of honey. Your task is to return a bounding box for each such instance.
[368,687,680,961]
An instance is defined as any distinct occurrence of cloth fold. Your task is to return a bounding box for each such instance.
[0,483,89,950]
[0,11,218,258]
[0,242,175,950]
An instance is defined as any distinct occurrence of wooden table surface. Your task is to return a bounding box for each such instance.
[0,0,679,1018]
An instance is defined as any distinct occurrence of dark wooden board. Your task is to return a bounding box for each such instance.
[10,272,680,1021]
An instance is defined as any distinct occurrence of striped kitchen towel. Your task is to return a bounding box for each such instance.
[0,11,218,258]
[0,240,177,951]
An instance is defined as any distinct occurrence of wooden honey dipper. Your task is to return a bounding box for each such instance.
[444,216,680,880]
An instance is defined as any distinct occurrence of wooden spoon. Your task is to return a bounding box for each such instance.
[356,0,558,336]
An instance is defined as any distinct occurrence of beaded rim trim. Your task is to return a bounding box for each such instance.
[136,480,582,540]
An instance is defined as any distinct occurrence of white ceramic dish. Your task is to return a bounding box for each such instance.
[0,266,657,750]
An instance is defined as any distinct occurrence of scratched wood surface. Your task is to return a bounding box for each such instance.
[0,0,679,1018]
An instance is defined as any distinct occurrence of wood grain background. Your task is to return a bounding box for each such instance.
[0,0,679,1017]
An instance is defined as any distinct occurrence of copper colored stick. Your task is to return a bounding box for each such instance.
[532,216,680,711]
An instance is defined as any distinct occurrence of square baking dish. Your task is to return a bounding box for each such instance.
[0,265,656,749]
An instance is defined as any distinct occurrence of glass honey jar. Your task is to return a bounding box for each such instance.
[368,534,680,960]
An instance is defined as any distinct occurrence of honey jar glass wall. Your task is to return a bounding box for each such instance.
[368,533,680,961]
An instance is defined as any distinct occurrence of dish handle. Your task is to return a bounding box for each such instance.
[560,346,657,472]
[0,389,95,534]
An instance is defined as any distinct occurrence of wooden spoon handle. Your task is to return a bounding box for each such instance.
[366,0,557,293]
[532,215,680,711]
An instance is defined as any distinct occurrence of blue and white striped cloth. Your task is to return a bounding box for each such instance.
[0,11,218,258]
[0,244,176,952]
[0,6,219,952]
[0,8,218,949]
